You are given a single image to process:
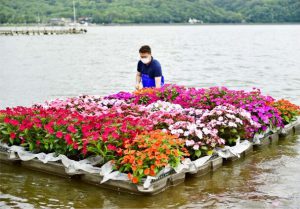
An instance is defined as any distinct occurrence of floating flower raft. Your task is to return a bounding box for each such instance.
[0,85,300,195]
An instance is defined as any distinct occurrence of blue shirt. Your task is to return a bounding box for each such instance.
[137,57,163,78]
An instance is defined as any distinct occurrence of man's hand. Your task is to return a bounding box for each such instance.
[136,72,142,90]
[155,77,162,88]
[135,83,140,90]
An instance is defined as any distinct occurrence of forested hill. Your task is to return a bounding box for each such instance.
[0,0,299,24]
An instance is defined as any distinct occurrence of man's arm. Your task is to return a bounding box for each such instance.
[153,60,162,88]
[155,76,162,88]
[136,72,142,90]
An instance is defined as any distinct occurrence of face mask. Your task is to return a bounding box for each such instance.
[141,56,151,64]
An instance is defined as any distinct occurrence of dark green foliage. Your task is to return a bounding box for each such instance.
[0,0,299,24]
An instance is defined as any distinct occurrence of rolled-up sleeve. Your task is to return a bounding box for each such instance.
[137,61,142,73]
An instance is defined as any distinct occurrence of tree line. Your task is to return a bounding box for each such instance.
[0,0,299,24]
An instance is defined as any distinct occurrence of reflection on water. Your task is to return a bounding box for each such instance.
[0,135,299,208]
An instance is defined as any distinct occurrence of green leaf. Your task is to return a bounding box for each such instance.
[207,150,214,156]
[1,130,9,135]
[29,143,34,151]
[231,128,237,133]
[195,150,201,157]
[138,169,143,175]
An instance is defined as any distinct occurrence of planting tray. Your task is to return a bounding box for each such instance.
[0,119,299,195]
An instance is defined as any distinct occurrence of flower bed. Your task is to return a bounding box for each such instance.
[0,85,299,185]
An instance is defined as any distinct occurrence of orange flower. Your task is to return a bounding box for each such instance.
[117,130,188,184]
[128,173,132,179]
[133,88,159,96]
[150,164,156,170]
[144,168,150,175]
[272,99,300,123]
[137,159,143,166]
[132,177,139,184]
[150,169,156,176]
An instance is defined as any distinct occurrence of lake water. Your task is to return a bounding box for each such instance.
[0,25,300,208]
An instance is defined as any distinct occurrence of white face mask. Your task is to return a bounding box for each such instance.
[141,56,151,64]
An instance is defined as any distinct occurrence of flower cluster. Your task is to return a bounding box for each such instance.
[0,84,298,184]
[0,106,153,161]
[117,130,189,183]
[271,99,300,124]
[198,105,261,144]
[114,85,284,132]
[104,91,134,101]
[40,95,126,117]
[169,121,221,159]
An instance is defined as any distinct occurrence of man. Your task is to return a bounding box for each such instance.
[136,45,164,89]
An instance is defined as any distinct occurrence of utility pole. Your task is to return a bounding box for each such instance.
[73,0,76,25]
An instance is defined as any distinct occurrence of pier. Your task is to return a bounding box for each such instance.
[0,28,87,36]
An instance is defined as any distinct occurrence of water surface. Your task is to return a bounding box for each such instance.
[0,25,300,208]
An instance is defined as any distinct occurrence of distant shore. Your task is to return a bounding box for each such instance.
[1,22,300,28]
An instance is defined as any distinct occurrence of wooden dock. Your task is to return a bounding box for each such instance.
[0,28,87,36]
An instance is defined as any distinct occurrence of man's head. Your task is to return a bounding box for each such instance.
[139,45,152,64]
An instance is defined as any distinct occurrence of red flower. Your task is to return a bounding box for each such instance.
[10,119,19,126]
[4,117,10,123]
[56,131,63,139]
[111,132,120,139]
[67,125,77,133]
[107,144,117,151]
[10,132,16,139]
[82,147,88,155]
[64,134,73,145]
[73,142,79,150]
[44,124,54,134]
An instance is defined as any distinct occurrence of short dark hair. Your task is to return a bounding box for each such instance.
[139,45,151,54]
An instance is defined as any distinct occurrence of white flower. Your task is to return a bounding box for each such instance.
[216,110,222,115]
[195,109,203,116]
[195,129,203,139]
[203,127,210,135]
[218,116,224,121]
[226,113,234,119]
[236,118,243,124]
[228,122,237,127]
[171,130,177,135]
[177,129,184,134]
[193,144,200,150]
[186,140,195,146]
[187,123,197,131]
[184,131,190,137]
